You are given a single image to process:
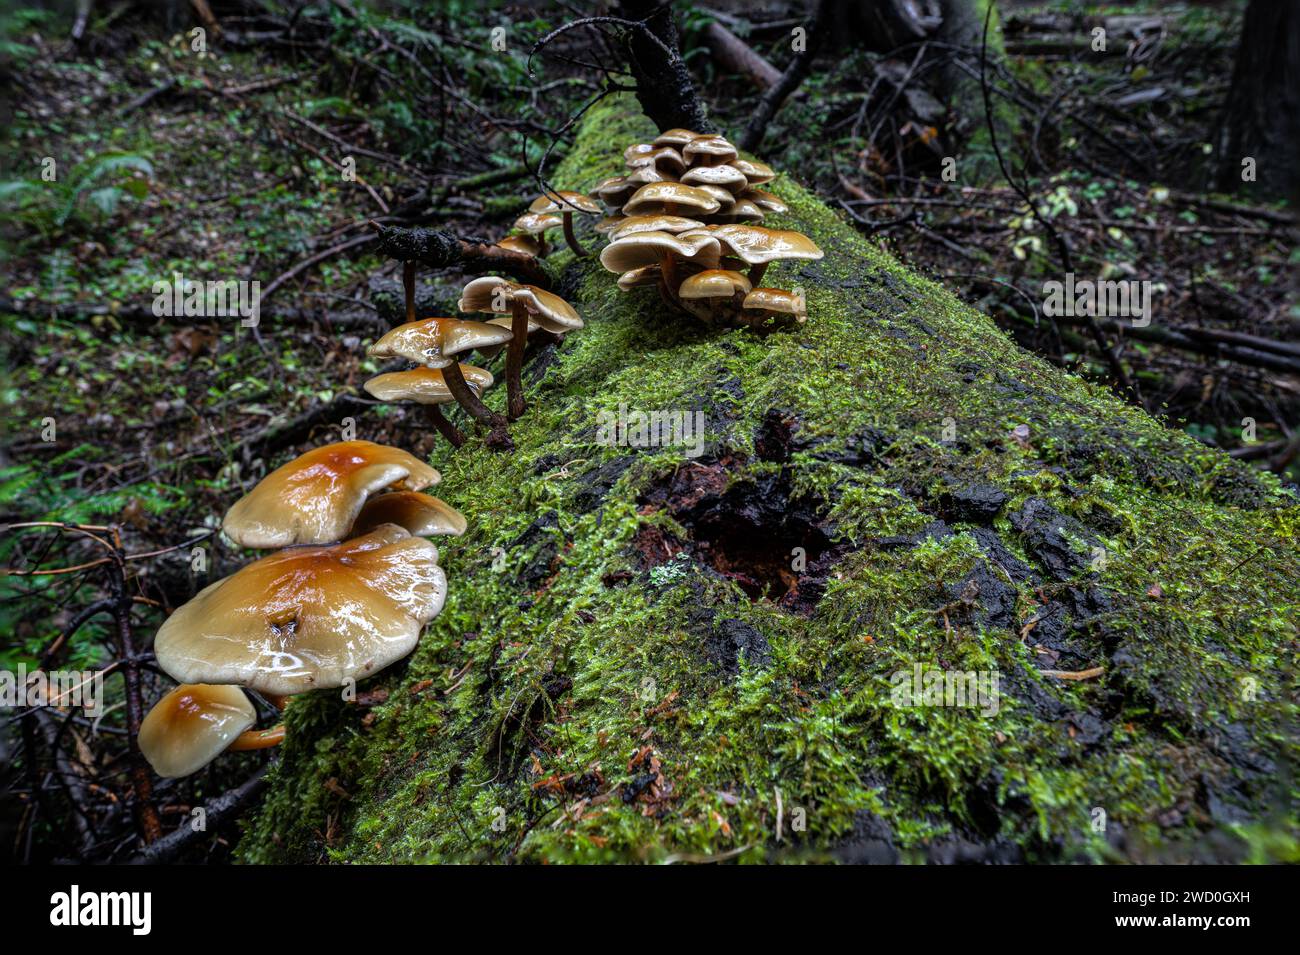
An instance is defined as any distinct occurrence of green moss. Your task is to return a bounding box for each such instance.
[238,96,1299,864]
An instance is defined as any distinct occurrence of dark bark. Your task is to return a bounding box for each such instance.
[616,0,714,133]
[372,224,551,289]
[1215,0,1300,204]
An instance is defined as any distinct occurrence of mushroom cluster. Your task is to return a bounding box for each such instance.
[591,129,824,328]
[363,272,582,435]
[139,439,462,777]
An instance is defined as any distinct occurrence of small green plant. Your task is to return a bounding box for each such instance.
[0,151,153,240]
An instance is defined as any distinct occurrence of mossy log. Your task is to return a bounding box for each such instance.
[238,97,1298,864]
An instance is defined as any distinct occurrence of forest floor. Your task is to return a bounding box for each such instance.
[1,1,1296,862]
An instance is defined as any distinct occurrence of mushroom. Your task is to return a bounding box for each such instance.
[740,188,789,214]
[511,211,564,257]
[729,158,777,185]
[626,146,687,178]
[496,234,543,257]
[678,269,753,323]
[683,224,823,286]
[527,190,601,257]
[742,287,808,327]
[139,683,278,778]
[154,524,447,696]
[459,276,582,420]
[364,364,495,449]
[222,440,440,549]
[599,229,723,299]
[622,182,722,218]
[652,128,700,149]
[681,164,749,194]
[606,214,707,241]
[718,198,767,223]
[682,134,739,167]
[591,176,638,211]
[617,265,663,291]
[350,490,467,538]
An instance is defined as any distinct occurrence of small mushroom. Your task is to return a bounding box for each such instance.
[682,134,739,167]
[729,158,777,185]
[350,490,467,538]
[222,440,439,549]
[622,182,722,218]
[154,524,447,696]
[684,224,823,286]
[364,364,495,449]
[511,211,565,257]
[681,164,749,194]
[496,234,544,257]
[599,229,723,298]
[139,683,271,778]
[625,146,687,177]
[617,265,663,291]
[718,198,766,223]
[459,276,582,420]
[652,128,701,149]
[742,287,808,327]
[606,214,707,241]
[591,175,638,211]
[740,188,789,214]
[678,269,753,323]
[528,190,602,257]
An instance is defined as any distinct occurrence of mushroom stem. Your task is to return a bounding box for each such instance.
[403,261,416,324]
[505,300,529,421]
[228,725,285,751]
[561,213,586,257]
[442,360,508,433]
[749,262,769,286]
[264,693,290,712]
[661,253,679,299]
[424,404,465,448]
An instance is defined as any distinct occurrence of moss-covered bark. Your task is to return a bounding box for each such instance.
[237,97,1298,864]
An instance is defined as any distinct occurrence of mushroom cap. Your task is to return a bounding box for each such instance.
[513,211,564,235]
[617,265,663,290]
[351,491,467,538]
[622,182,722,216]
[606,214,706,240]
[139,683,256,778]
[459,277,582,333]
[683,134,739,166]
[681,164,749,193]
[528,190,601,215]
[154,525,447,696]
[626,146,686,177]
[367,317,512,368]
[625,164,668,187]
[687,225,824,265]
[741,188,789,213]
[729,158,777,185]
[623,142,657,163]
[591,176,637,208]
[497,234,543,257]
[679,269,753,299]
[744,287,807,321]
[695,184,738,213]
[721,199,766,222]
[599,230,723,273]
[222,441,439,549]
[653,128,701,148]
[364,364,493,404]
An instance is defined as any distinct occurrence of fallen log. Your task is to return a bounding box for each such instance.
[237,95,1300,865]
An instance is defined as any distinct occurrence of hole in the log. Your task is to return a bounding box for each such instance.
[635,454,843,611]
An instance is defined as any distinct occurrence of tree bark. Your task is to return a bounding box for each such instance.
[1215,0,1300,204]
[616,0,714,133]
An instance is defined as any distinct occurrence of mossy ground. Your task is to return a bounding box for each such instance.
[239,96,1298,864]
